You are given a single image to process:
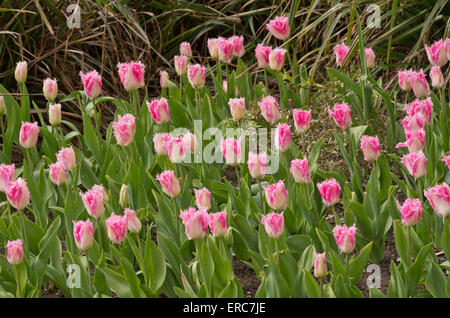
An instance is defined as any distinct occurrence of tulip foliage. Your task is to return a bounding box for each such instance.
[0,12,449,299]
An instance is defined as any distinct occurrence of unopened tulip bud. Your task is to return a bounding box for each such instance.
[73,220,94,250]
[398,70,412,91]
[409,70,430,99]
[360,135,381,162]
[187,64,206,89]
[7,239,24,265]
[15,61,27,84]
[43,78,58,101]
[255,44,272,69]
[314,252,327,278]
[269,48,287,72]
[113,114,136,147]
[364,48,375,69]
[49,103,61,126]
[275,123,291,152]
[207,38,220,60]
[402,151,427,179]
[430,66,444,88]
[125,208,142,233]
[229,98,246,121]
[174,55,188,75]
[290,159,310,184]
[225,227,234,246]
[160,71,169,89]
[180,42,192,58]
[119,184,130,208]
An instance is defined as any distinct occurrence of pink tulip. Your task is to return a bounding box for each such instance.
[49,161,66,186]
[179,207,209,240]
[266,16,290,41]
[163,137,185,163]
[396,129,425,153]
[424,183,450,218]
[247,152,267,179]
[0,164,15,192]
[180,42,192,58]
[333,44,350,67]
[404,98,433,125]
[275,123,291,152]
[258,96,281,124]
[124,208,142,233]
[360,135,381,162]
[207,38,221,60]
[156,170,181,198]
[229,98,246,121]
[218,38,234,64]
[442,155,450,170]
[398,70,413,91]
[7,239,24,265]
[329,103,352,130]
[402,151,427,179]
[424,40,448,67]
[290,159,310,184]
[182,132,199,154]
[153,133,172,156]
[255,44,272,69]
[221,138,242,166]
[317,178,341,206]
[6,177,30,210]
[401,112,425,132]
[79,70,102,99]
[117,61,145,91]
[56,147,77,171]
[174,55,188,75]
[187,64,206,89]
[73,220,94,250]
[446,38,450,60]
[92,184,109,202]
[269,47,287,71]
[333,224,357,253]
[80,185,107,219]
[264,180,287,210]
[229,35,245,58]
[105,213,127,244]
[147,98,170,124]
[409,70,430,98]
[49,103,61,126]
[15,61,27,84]
[160,71,169,89]
[430,66,444,88]
[43,78,58,101]
[292,109,311,133]
[364,48,376,68]
[20,121,39,148]
[195,188,211,211]
[314,252,327,278]
[398,198,422,227]
[261,212,284,238]
[113,114,136,147]
[208,211,228,237]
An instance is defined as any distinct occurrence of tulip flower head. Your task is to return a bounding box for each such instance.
[229,35,245,58]
[20,121,39,148]
[207,38,221,60]
[398,70,413,91]
[174,55,188,75]
[218,38,234,64]
[290,159,310,184]
[179,207,209,240]
[364,48,376,68]
[6,178,30,210]
[49,161,66,186]
[73,220,94,250]
[105,213,128,244]
[292,109,312,133]
[329,103,352,130]
[160,71,169,89]
[360,135,381,162]
[163,137,185,163]
[424,40,448,67]
[56,147,77,171]
[156,170,181,198]
[117,61,145,91]
[79,70,102,99]
[0,163,15,192]
[398,198,422,227]
[194,188,211,211]
[317,178,341,206]
[261,212,284,238]
[402,151,427,179]
[153,133,172,156]
[187,64,206,89]
[7,239,24,265]
[429,66,444,88]
[314,252,327,278]
[275,123,291,152]
[113,114,136,147]
[247,152,267,179]
[266,16,290,41]
[221,138,242,166]
[333,224,357,254]
[442,155,450,170]
[401,112,425,132]
[208,211,228,237]
[124,208,142,233]
[180,42,192,58]
[258,96,281,124]
[15,61,27,84]
[182,132,200,154]
[333,44,350,67]
[269,48,287,71]
[80,185,107,219]
[147,98,170,124]
[229,98,246,121]
[264,180,287,210]
[49,103,62,126]
[255,44,272,69]
[395,129,425,153]
[409,70,430,99]
[424,183,450,219]
[43,78,58,101]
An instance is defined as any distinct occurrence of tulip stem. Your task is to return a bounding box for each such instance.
[407,226,411,265]
[258,179,265,215]
[20,210,28,254]
[179,76,183,100]
[264,69,268,93]
[85,251,92,295]
[345,253,349,283]
[96,217,103,251]
[274,238,279,264]
[319,278,323,298]
[14,265,22,298]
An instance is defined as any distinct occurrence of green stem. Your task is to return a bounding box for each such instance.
[20,210,28,254]
[407,226,411,265]
[179,76,183,101]
[258,178,265,215]
[319,278,323,298]
[264,69,268,94]
[96,217,103,251]
[345,253,349,282]
[85,251,92,295]
[14,266,22,298]
[274,238,279,264]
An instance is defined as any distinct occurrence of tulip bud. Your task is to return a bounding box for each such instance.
[218,38,234,64]
[398,70,412,91]
[73,220,94,250]
[179,207,209,240]
[117,61,145,91]
[80,185,106,219]
[398,198,422,227]
[19,121,39,148]
[229,35,245,58]
[247,152,267,179]
[56,147,77,170]
[6,177,30,210]
[0,96,5,115]
[182,132,200,154]
[269,48,287,72]
[7,239,24,265]
[163,137,185,163]
[180,42,192,58]
[424,183,450,218]
[314,252,327,278]
[292,109,311,133]
[255,44,272,69]
[225,227,234,246]
[119,184,130,208]
[153,133,172,156]
[333,44,350,67]
[208,211,228,237]
[409,70,430,99]
[264,180,287,210]
[43,78,58,101]
[229,98,246,121]
[261,212,284,238]
[266,16,290,41]
[187,64,206,89]
[329,103,352,130]
[333,224,357,254]
[156,170,181,198]
[15,61,27,84]
[147,98,170,124]
[49,161,66,185]
[105,213,128,244]
[0,163,15,192]
[160,70,169,89]
[194,188,211,211]
[290,159,310,184]
[207,38,220,60]
[402,151,427,179]
[79,70,102,99]
[364,48,376,68]
[174,55,188,75]
[49,103,62,126]
[125,208,142,233]
[220,138,242,166]
[360,135,381,162]
[113,114,136,147]
[424,40,448,67]
[258,96,281,124]
[317,178,341,206]
[275,123,291,152]
[430,66,444,88]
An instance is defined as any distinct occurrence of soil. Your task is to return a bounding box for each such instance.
[233,257,260,298]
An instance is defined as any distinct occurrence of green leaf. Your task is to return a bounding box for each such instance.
[348,241,373,284]
[144,233,166,294]
[303,269,321,298]
[426,262,447,298]
[97,266,133,298]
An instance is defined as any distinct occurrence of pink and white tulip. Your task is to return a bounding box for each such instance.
[49,161,66,186]
[268,48,287,71]
[105,213,128,244]
[56,147,77,171]
[396,129,425,153]
[424,183,450,218]
[160,71,169,89]
[360,135,381,162]
[409,70,430,98]
[73,220,94,250]
[290,159,310,184]
[180,207,209,240]
[261,212,284,238]
[156,170,181,198]
[174,55,188,75]
[112,114,136,147]
[15,61,27,84]
[147,98,170,124]
[124,208,142,233]
[207,38,221,60]
[424,40,448,67]
[398,70,412,91]
[218,38,234,64]
[208,211,228,237]
[292,109,311,133]
[195,188,211,211]
[117,61,145,91]
[180,42,192,58]
[164,137,185,163]
[255,44,272,69]
[187,64,206,89]
[229,98,246,121]
[80,186,106,219]
[329,103,352,130]
[266,16,290,41]
[401,112,425,132]
[182,132,200,154]
[404,98,433,125]
[7,239,24,265]
[221,138,242,166]
[317,178,341,206]
[229,35,245,58]
[0,164,15,192]
[429,66,444,88]
[6,177,30,210]
[19,121,39,148]
[442,155,450,170]
[79,70,102,99]
[153,133,172,156]
[402,151,427,179]
[314,252,327,278]
[49,103,61,126]
[333,224,357,253]
[398,198,422,227]
[247,152,267,179]
[275,123,291,152]
[364,48,376,68]
[333,44,350,67]
[264,180,287,210]
[43,78,58,101]
[258,96,281,124]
